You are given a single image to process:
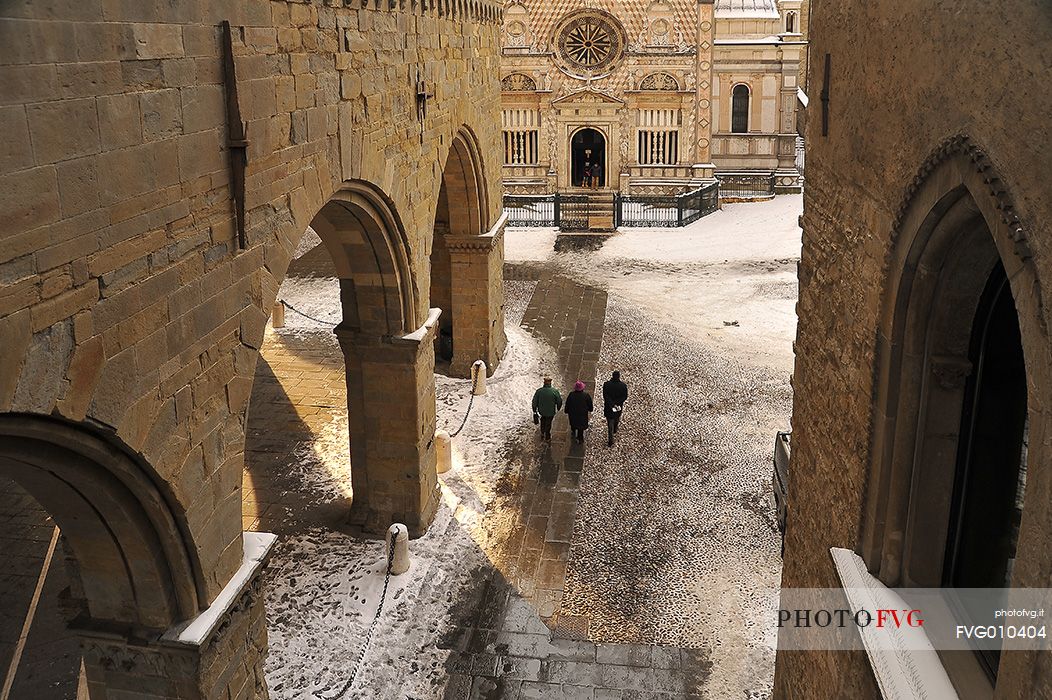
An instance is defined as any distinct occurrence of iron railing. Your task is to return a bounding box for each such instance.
[716,173,776,199]
[617,182,719,227]
[558,193,609,233]
[502,181,720,230]
[503,194,556,227]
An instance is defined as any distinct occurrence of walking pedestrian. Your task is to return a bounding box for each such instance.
[591,160,603,189]
[531,376,562,441]
[602,370,628,446]
[564,380,594,444]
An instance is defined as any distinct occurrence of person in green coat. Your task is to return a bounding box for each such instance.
[531,376,562,441]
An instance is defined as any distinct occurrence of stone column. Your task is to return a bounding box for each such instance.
[692,0,717,181]
[78,533,275,700]
[446,218,508,378]
[337,316,440,537]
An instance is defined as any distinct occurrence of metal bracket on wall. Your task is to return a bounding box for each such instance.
[415,69,433,143]
[221,20,249,250]
[820,53,831,138]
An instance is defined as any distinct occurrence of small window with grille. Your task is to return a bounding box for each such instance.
[636,108,680,165]
[502,108,540,165]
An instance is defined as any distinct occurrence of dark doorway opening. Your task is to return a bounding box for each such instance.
[944,259,1029,678]
[570,128,606,188]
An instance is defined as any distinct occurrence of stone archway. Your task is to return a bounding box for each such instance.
[859,137,1052,694]
[429,127,507,377]
[0,414,270,699]
[303,181,441,536]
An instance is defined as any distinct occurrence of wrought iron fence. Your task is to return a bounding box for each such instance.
[617,182,719,227]
[716,173,776,199]
[503,194,556,227]
[502,181,720,230]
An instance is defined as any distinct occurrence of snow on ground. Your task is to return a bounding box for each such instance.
[261,196,800,698]
[503,225,557,262]
[506,194,802,373]
[506,195,800,697]
[273,275,342,333]
[262,277,556,699]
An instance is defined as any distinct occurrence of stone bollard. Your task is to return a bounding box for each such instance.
[435,430,452,474]
[385,524,411,576]
[471,360,487,396]
[272,301,285,328]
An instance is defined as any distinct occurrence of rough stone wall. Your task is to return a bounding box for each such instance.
[776,1,1052,697]
[0,0,502,608]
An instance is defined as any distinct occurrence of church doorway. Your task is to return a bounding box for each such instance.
[570,127,606,188]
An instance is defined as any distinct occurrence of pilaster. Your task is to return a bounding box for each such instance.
[692,0,717,179]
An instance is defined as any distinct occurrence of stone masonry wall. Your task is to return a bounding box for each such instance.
[776,2,1052,698]
[0,0,503,610]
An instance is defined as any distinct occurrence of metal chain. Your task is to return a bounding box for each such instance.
[315,536,398,700]
[280,299,339,326]
[448,391,475,438]
[448,364,481,438]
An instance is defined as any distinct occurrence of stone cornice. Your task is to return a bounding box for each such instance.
[444,212,507,251]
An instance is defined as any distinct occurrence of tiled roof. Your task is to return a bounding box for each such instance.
[714,0,780,18]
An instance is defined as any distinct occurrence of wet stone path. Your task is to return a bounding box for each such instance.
[437,266,710,698]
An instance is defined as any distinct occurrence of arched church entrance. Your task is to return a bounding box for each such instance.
[571,127,607,188]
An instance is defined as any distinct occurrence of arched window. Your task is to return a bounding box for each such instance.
[786,11,796,33]
[731,84,750,133]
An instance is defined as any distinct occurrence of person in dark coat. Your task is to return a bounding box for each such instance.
[602,370,629,446]
[531,376,562,441]
[564,380,593,443]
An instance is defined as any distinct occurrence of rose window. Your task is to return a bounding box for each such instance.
[554,11,626,75]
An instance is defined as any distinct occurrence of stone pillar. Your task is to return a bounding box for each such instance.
[78,533,275,700]
[337,316,441,537]
[445,217,508,378]
[692,0,717,181]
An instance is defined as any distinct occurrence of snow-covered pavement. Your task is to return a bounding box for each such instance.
[253,195,802,699]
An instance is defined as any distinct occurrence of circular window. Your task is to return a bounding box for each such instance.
[554,10,626,76]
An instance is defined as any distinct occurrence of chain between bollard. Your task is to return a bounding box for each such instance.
[316,536,398,700]
[448,362,482,438]
[279,299,340,326]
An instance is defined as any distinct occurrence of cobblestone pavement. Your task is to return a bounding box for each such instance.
[254,196,797,699]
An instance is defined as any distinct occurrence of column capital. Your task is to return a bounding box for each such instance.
[444,212,507,253]
[333,308,442,352]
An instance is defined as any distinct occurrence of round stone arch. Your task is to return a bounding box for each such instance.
[298,180,420,337]
[438,125,491,237]
[860,136,1052,599]
[0,413,203,631]
[430,125,506,376]
[261,179,441,535]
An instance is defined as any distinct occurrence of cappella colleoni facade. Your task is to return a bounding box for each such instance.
[500,0,808,195]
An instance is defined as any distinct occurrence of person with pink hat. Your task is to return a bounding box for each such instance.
[563,379,594,444]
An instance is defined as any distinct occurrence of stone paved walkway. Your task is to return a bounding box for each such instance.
[435,266,711,698]
[243,330,351,535]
